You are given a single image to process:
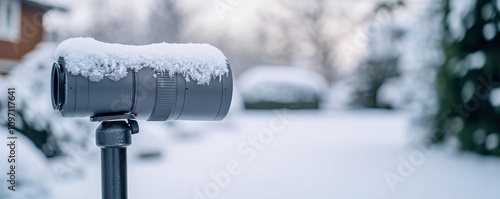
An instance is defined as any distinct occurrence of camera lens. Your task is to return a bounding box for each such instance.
[51,62,64,111]
[51,59,233,121]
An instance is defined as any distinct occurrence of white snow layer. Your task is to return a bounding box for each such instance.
[55,38,229,84]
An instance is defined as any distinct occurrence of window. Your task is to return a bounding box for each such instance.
[0,0,21,42]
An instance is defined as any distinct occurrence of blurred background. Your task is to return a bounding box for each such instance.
[1,0,500,198]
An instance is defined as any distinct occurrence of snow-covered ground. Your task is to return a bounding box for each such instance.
[35,110,500,199]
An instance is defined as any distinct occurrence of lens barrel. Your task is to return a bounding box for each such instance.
[51,58,233,121]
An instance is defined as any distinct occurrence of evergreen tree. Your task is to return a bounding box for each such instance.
[435,0,500,156]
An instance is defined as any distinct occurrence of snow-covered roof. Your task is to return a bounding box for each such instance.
[23,0,67,11]
[238,65,329,103]
[55,38,229,84]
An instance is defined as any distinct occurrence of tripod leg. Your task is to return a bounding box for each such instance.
[101,148,127,199]
[96,121,133,199]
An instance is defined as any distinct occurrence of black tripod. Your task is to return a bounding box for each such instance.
[92,114,139,199]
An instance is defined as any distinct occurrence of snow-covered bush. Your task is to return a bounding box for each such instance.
[0,43,93,159]
[238,65,328,110]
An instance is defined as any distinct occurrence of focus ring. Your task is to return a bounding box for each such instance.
[148,72,176,121]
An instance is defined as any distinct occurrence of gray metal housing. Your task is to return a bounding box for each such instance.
[51,58,233,121]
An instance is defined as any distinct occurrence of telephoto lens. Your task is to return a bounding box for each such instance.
[51,38,233,121]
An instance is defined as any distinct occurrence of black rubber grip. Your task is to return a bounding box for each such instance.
[148,72,176,121]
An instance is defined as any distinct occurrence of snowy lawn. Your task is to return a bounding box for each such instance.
[45,110,500,199]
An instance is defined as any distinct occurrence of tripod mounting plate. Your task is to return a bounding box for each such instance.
[90,113,136,122]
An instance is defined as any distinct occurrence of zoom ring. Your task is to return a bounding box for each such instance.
[148,72,176,121]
